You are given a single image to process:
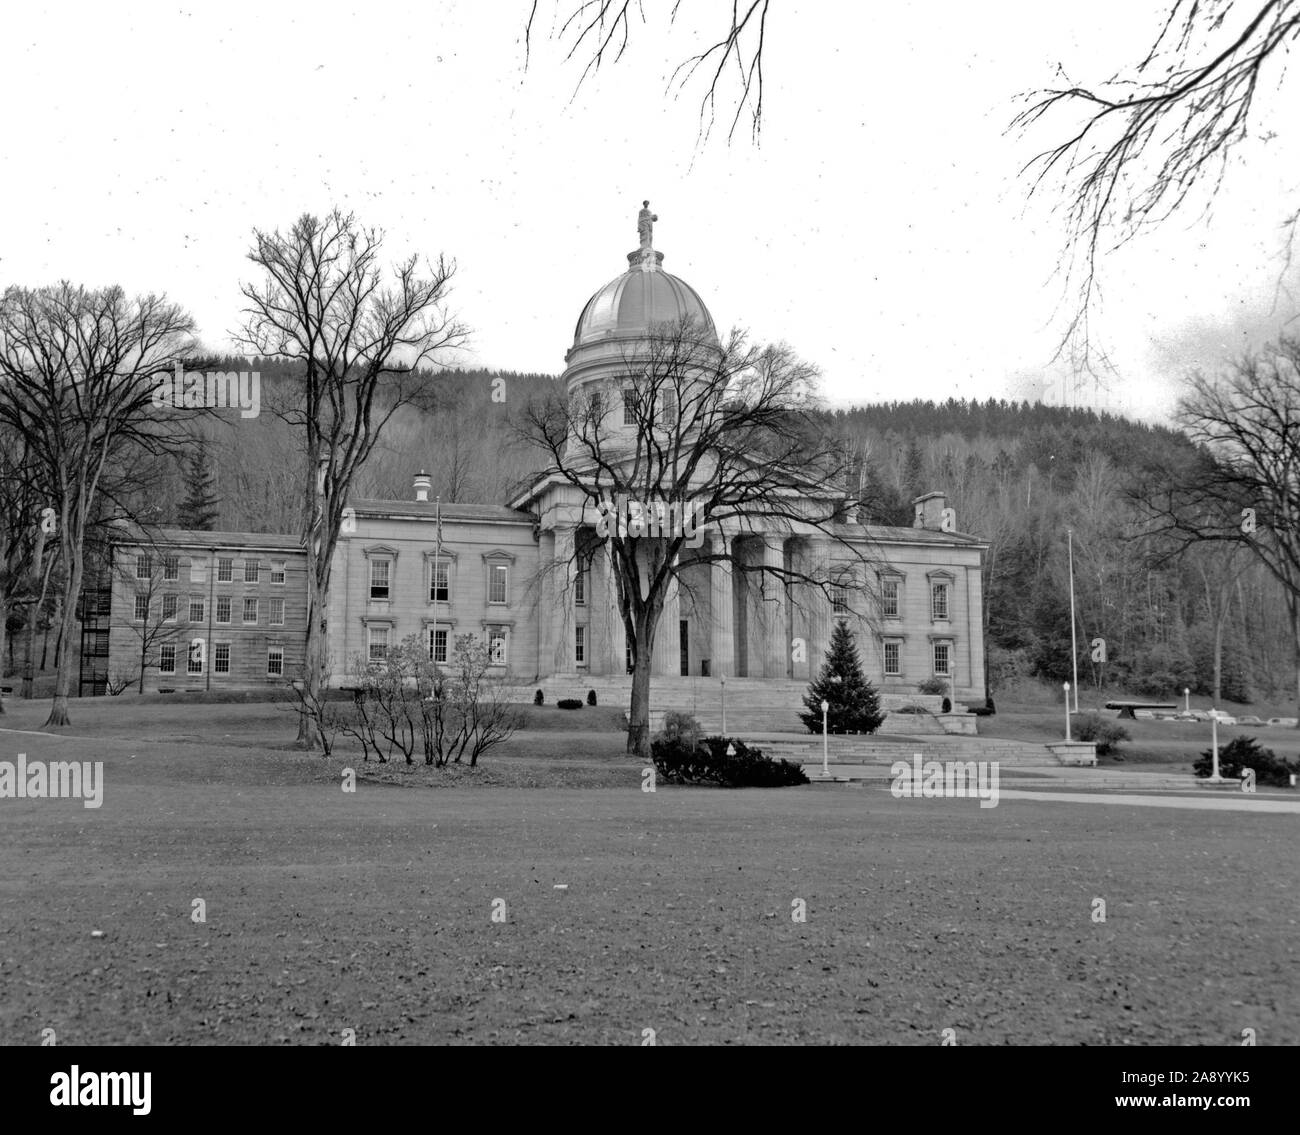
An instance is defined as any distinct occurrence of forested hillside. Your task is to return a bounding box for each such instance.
[148,373,1289,704]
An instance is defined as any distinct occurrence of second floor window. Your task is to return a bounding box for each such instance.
[216,596,231,624]
[430,561,449,602]
[370,560,390,600]
[488,564,508,605]
[217,558,233,582]
[243,598,258,624]
[270,561,286,585]
[882,579,899,618]
[162,594,178,622]
[244,560,260,583]
[931,583,949,621]
[135,555,151,580]
[133,594,149,621]
[831,585,848,615]
[189,596,205,622]
[269,598,284,626]
[163,556,179,581]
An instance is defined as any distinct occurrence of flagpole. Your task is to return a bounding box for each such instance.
[434,495,442,672]
[1068,526,1080,714]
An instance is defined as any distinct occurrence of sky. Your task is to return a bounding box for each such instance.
[2,0,1298,422]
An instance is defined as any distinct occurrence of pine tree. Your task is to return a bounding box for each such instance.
[800,619,885,735]
[177,446,221,530]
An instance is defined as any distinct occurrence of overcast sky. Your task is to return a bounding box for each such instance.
[3,1,1297,421]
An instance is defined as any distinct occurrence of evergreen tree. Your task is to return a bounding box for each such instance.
[177,446,221,530]
[800,619,885,734]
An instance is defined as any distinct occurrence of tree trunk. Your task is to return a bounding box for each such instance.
[0,597,7,715]
[44,547,82,727]
[626,617,657,759]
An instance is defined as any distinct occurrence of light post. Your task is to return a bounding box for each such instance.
[821,698,829,777]
[1210,709,1221,782]
[720,674,726,735]
[1184,687,1190,715]
[1064,682,1071,741]
[1067,527,1080,713]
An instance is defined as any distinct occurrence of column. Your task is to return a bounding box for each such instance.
[710,532,735,678]
[808,538,831,676]
[605,544,627,675]
[652,552,680,676]
[552,527,575,675]
[761,535,789,678]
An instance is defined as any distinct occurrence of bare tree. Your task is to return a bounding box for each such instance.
[0,284,197,726]
[1014,1,1300,373]
[525,0,772,143]
[519,317,881,758]
[236,210,467,749]
[0,430,43,714]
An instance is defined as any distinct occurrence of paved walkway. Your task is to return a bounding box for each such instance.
[995,788,1300,813]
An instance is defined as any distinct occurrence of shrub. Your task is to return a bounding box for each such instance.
[586,689,597,706]
[1194,736,1300,787]
[651,734,809,788]
[556,698,583,710]
[533,689,544,706]
[896,704,931,715]
[1072,711,1130,755]
[916,675,948,696]
[659,710,701,747]
[941,696,952,713]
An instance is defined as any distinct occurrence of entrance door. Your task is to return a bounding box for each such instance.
[680,619,689,676]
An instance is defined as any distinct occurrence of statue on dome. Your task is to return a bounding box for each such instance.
[637,200,657,249]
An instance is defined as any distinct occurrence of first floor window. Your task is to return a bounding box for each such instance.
[269,598,284,626]
[429,627,448,664]
[622,387,637,426]
[162,594,178,621]
[159,643,176,674]
[881,579,900,618]
[187,640,204,674]
[884,641,901,676]
[214,642,231,674]
[931,583,949,621]
[243,597,259,624]
[933,641,951,676]
[189,596,205,622]
[575,625,586,665]
[574,562,586,606]
[133,594,149,622]
[370,559,391,600]
[487,625,508,665]
[267,646,284,676]
[368,626,389,661]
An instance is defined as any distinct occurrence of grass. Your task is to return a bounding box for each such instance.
[0,694,1297,1044]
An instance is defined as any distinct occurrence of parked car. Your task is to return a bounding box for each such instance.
[1208,711,1237,726]
[1236,715,1264,726]
[1267,717,1298,728]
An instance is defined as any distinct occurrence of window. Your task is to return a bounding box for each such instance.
[883,641,901,677]
[931,583,949,621]
[243,598,258,624]
[190,559,207,584]
[430,560,449,602]
[429,627,448,664]
[215,596,231,624]
[189,596,205,622]
[214,643,231,674]
[933,641,951,676]
[270,561,285,585]
[267,646,284,676]
[159,643,176,674]
[187,641,204,675]
[623,388,637,426]
[487,626,509,665]
[659,391,677,425]
[135,554,151,579]
[575,625,586,666]
[244,559,260,583]
[589,391,603,418]
[882,579,899,618]
[163,594,178,622]
[269,598,284,626]
[163,556,179,581]
[574,561,586,606]
[217,558,233,582]
[133,594,149,622]
[368,626,389,662]
[370,559,390,600]
[488,564,507,605]
[831,585,848,615]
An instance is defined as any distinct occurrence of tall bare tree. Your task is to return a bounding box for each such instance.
[1015,1,1300,372]
[0,284,197,726]
[520,317,880,757]
[236,210,467,748]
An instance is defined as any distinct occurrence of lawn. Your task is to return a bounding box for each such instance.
[1,696,1296,1045]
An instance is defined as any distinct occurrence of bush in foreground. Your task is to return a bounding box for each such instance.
[556,698,583,710]
[587,689,597,706]
[651,734,809,788]
[1194,736,1300,787]
[1072,711,1130,756]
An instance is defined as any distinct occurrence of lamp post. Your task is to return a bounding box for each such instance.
[1210,709,1221,782]
[1064,682,1071,741]
[821,698,829,777]
[1067,527,1080,713]
[1184,687,1190,715]
[720,674,727,735]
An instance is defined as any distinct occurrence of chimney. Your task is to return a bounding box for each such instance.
[912,491,947,530]
[413,471,432,503]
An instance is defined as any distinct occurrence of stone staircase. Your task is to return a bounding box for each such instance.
[755,734,1064,771]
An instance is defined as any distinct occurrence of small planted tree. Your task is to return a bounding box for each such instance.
[800,619,884,735]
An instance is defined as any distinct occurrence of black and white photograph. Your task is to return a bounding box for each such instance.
[0,0,1295,1098]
